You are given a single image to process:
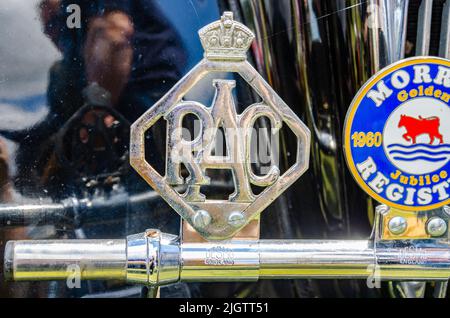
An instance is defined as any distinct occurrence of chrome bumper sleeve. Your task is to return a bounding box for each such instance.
[5,231,450,285]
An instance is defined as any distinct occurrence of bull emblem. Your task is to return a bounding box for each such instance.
[398,115,444,145]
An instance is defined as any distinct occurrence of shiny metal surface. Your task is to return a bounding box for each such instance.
[258,240,372,279]
[387,0,410,63]
[245,240,450,281]
[181,241,260,282]
[439,0,450,58]
[126,230,180,285]
[6,231,450,285]
[192,210,213,229]
[392,281,427,297]
[236,0,411,239]
[5,239,126,281]
[239,1,374,241]
[2,0,450,298]
[426,217,447,237]
[434,280,449,297]
[0,190,165,227]
[388,216,408,235]
[416,0,433,55]
[0,1,216,298]
[130,12,310,240]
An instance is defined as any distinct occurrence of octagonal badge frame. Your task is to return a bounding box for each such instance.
[130,12,310,240]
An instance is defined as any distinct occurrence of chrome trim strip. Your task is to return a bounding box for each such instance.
[385,0,410,64]
[416,0,434,55]
[439,0,450,58]
[6,233,450,285]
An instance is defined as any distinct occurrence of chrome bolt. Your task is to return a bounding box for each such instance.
[192,210,212,229]
[388,216,408,235]
[426,217,447,237]
[228,211,246,228]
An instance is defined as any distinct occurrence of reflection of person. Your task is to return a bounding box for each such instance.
[39,0,186,183]
[11,0,187,297]
[12,1,186,196]
[40,0,186,122]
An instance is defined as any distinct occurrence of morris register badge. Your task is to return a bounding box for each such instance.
[344,57,450,211]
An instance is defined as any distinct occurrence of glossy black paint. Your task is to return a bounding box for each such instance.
[0,0,439,298]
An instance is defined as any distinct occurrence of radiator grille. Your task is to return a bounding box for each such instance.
[406,0,450,57]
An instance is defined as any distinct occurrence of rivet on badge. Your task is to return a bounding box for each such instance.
[344,57,450,211]
[130,12,311,240]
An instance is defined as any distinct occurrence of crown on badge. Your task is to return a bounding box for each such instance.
[199,12,255,61]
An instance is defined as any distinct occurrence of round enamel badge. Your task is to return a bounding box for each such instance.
[344,57,450,211]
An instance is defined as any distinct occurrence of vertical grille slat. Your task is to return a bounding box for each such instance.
[406,0,449,57]
[416,0,434,55]
[439,0,450,58]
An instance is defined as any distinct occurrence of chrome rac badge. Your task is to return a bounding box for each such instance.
[344,57,450,211]
[130,12,311,240]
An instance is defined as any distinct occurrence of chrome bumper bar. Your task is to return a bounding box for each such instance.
[4,230,450,286]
